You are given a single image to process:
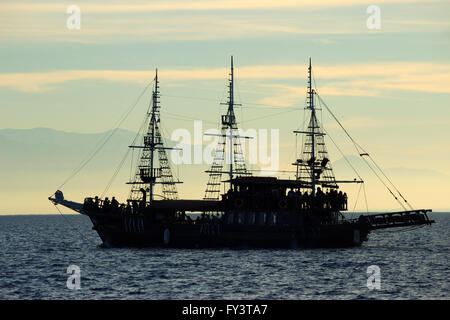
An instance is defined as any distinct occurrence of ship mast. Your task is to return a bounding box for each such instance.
[204,56,250,200]
[128,69,181,204]
[308,58,317,197]
[148,69,158,202]
[228,57,235,185]
[294,58,338,193]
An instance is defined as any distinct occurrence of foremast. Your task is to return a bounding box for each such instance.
[128,70,181,204]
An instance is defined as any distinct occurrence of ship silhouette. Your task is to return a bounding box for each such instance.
[49,58,433,248]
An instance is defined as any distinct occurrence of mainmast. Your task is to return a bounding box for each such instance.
[128,70,181,204]
[148,69,159,202]
[308,58,317,197]
[204,56,250,200]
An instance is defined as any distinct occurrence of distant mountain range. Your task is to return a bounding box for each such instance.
[0,128,136,213]
[0,128,448,213]
[0,127,135,172]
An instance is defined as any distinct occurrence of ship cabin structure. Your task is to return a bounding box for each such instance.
[221,176,347,228]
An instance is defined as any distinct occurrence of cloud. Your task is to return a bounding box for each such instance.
[0,62,449,98]
[326,117,450,130]
[1,1,448,43]
[0,15,374,44]
[0,69,223,92]
[2,0,438,13]
[257,83,379,107]
[325,116,388,129]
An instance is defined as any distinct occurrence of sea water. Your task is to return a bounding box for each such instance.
[0,213,448,299]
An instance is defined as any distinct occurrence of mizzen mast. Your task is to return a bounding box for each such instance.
[294,59,338,193]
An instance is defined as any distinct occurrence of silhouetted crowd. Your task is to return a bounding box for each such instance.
[222,186,347,211]
[177,212,224,225]
[83,196,145,215]
[83,186,348,219]
[288,187,348,211]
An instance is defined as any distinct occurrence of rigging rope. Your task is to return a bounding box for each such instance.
[321,125,369,211]
[162,93,302,109]
[49,82,152,241]
[52,82,153,195]
[100,108,150,198]
[161,110,218,126]
[352,182,363,212]
[315,92,413,211]
[243,108,299,123]
[160,122,182,183]
[365,153,414,210]
[52,203,91,244]
[322,126,364,182]
[362,182,369,212]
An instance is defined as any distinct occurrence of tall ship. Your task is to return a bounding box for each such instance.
[49,58,434,248]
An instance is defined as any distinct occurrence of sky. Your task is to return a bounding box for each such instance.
[0,0,449,213]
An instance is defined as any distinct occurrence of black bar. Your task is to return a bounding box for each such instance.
[0,300,446,318]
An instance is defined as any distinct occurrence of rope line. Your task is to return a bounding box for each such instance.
[53,82,153,195]
[52,203,91,244]
[352,182,363,212]
[101,108,150,198]
[162,93,303,109]
[315,92,412,211]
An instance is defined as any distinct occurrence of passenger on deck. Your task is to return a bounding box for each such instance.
[338,191,344,210]
[132,201,138,214]
[103,197,110,211]
[83,198,93,210]
[343,192,348,210]
[285,188,294,208]
[111,197,119,208]
[139,200,145,213]
[295,189,302,209]
[240,186,248,198]
[325,190,330,209]
[316,188,325,209]
[303,191,310,209]
[287,189,295,199]
[55,190,64,201]
[330,190,337,211]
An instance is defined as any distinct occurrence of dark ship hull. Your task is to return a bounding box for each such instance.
[86,210,370,249]
[49,193,432,249]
